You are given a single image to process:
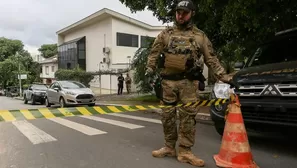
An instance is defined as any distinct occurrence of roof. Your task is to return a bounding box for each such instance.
[39,55,58,64]
[56,8,166,35]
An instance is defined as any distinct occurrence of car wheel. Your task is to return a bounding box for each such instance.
[24,96,28,104]
[88,103,95,107]
[45,97,51,107]
[59,97,67,108]
[214,122,225,136]
[31,95,36,105]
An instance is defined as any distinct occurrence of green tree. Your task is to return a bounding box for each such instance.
[0,58,18,88]
[130,38,159,93]
[0,37,41,88]
[0,37,24,61]
[38,44,58,58]
[119,0,297,85]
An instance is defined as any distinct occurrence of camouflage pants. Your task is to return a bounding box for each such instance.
[161,79,200,152]
[126,84,131,94]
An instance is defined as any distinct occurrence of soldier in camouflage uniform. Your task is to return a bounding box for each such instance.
[145,0,233,167]
[125,73,132,94]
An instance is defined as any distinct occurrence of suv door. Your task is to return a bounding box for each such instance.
[27,85,33,100]
[47,82,57,103]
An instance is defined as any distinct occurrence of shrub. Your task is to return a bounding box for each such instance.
[55,68,94,87]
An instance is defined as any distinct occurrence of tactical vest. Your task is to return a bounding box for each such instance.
[162,27,204,73]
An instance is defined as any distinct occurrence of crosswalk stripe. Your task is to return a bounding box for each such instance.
[135,105,146,110]
[12,120,57,144]
[38,108,56,118]
[0,110,16,121]
[48,118,106,135]
[19,109,35,120]
[93,106,107,114]
[107,106,121,113]
[121,105,137,111]
[76,107,92,115]
[107,113,162,124]
[80,115,144,129]
[57,108,74,117]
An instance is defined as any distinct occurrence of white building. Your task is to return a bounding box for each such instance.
[56,8,209,94]
[39,55,58,84]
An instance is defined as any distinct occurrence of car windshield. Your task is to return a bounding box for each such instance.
[59,81,86,89]
[247,35,297,67]
[32,85,47,90]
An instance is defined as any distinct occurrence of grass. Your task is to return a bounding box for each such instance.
[126,94,159,102]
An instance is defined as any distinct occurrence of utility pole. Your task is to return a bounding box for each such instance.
[17,52,22,97]
[99,62,102,95]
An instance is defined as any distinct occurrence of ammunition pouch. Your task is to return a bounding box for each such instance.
[164,54,188,71]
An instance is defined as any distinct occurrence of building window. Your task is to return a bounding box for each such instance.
[141,36,155,48]
[116,32,138,47]
[58,36,86,70]
[45,66,49,75]
[51,66,55,72]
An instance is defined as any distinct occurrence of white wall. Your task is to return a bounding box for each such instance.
[40,63,58,79]
[62,18,112,72]
[111,17,164,65]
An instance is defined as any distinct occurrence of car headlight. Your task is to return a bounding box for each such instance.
[213,82,234,99]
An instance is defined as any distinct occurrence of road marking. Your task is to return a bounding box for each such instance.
[48,117,106,135]
[80,115,144,129]
[19,109,35,120]
[76,107,92,115]
[38,108,56,118]
[0,110,16,121]
[12,120,57,145]
[107,113,162,124]
[107,106,121,112]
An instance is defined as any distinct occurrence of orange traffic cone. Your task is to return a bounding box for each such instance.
[213,94,259,168]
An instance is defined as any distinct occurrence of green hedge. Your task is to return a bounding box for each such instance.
[55,68,94,87]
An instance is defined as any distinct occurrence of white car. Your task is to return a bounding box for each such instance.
[45,80,96,108]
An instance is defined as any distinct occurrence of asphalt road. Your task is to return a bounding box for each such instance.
[0,96,46,110]
[0,96,297,168]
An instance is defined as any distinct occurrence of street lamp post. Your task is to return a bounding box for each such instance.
[99,61,103,95]
[127,56,131,68]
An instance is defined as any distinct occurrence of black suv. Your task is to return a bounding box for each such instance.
[23,83,48,105]
[211,28,297,135]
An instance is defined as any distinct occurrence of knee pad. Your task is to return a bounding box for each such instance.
[162,100,178,106]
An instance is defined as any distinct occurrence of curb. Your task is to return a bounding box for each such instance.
[13,97,23,100]
[96,103,213,125]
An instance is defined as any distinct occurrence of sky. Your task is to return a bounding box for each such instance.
[0,0,170,56]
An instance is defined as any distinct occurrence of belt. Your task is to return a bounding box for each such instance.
[161,73,188,81]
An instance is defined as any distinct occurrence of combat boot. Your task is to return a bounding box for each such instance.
[177,151,205,167]
[152,147,176,158]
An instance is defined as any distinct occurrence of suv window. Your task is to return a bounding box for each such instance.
[32,84,47,90]
[247,35,297,67]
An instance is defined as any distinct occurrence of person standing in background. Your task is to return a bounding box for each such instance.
[117,74,124,95]
[125,73,132,94]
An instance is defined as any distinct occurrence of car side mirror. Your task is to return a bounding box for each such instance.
[234,61,244,69]
[54,88,59,92]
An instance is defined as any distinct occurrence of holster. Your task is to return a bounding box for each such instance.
[185,67,206,91]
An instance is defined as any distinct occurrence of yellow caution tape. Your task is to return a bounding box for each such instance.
[0,98,228,122]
